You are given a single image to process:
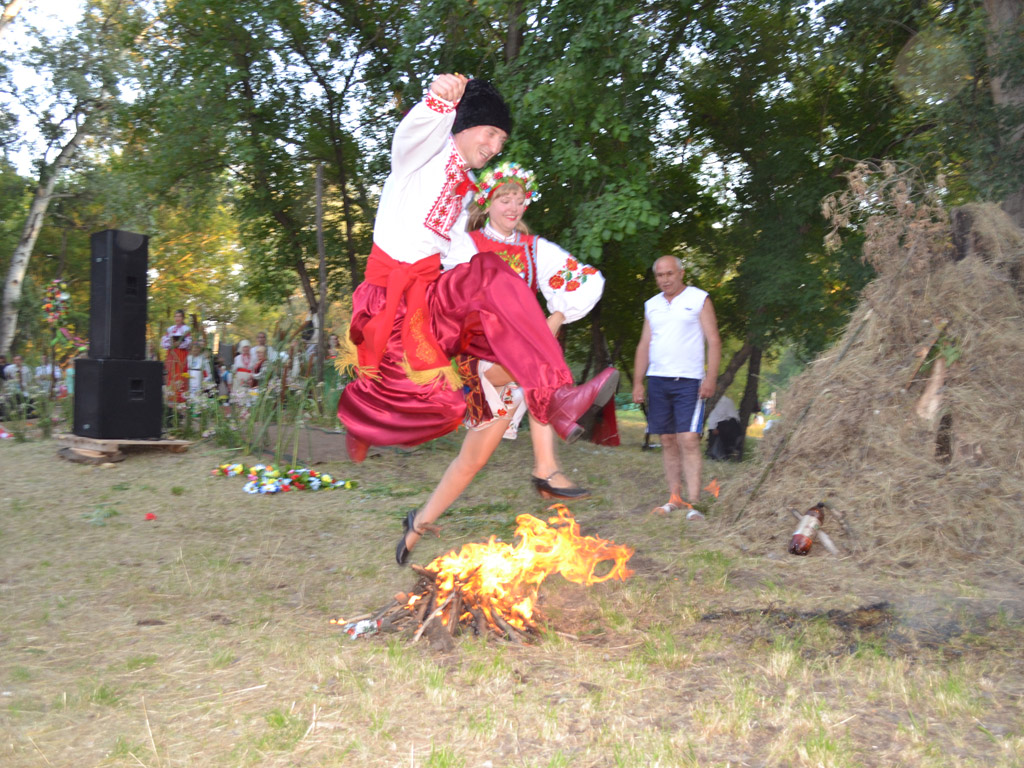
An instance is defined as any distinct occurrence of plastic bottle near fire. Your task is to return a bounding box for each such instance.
[789,503,826,556]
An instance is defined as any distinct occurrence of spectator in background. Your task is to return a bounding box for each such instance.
[327,333,341,360]
[4,354,31,394]
[251,345,270,386]
[2,354,33,418]
[215,358,231,397]
[231,340,254,396]
[186,338,214,396]
[34,352,63,396]
[255,330,287,365]
[0,354,8,381]
[633,255,721,519]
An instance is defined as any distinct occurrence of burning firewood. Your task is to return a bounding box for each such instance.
[334,504,634,643]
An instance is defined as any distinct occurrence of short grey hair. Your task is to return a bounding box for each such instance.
[653,255,684,271]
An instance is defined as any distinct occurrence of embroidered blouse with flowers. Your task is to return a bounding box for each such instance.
[160,323,192,350]
[446,222,604,324]
[445,223,605,438]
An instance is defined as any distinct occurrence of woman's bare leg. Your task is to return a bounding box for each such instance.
[528,416,559,478]
[401,419,508,553]
[528,415,584,490]
[484,364,581,490]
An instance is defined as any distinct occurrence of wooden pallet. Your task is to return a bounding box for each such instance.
[54,433,191,464]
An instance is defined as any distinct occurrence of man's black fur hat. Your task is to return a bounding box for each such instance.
[452,79,512,136]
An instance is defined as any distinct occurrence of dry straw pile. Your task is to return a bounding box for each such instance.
[722,163,1024,568]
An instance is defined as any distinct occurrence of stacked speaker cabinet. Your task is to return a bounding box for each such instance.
[74,229,163,440]
[73,358,164,439]
[88,229,148,360]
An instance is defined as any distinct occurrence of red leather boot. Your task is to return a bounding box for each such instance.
[546,368,619,443]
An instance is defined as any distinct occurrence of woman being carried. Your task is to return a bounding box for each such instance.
[397,162,608,564]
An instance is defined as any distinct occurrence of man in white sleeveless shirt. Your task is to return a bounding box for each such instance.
[632,255,721,518]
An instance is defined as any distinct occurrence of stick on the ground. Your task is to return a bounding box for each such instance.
[491,610,524,644]
[413,592,455,643]
[903,318,949,389]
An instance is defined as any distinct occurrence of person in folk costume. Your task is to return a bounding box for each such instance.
[335,74,618,566]
[251,345,270,387]
[160,309,192,403]
[186,337,213,396]
[442,160,611,500]
[231,340,255,397]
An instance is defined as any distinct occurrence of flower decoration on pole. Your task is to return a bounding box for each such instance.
[43,279,71,325]
[474,161,540,210]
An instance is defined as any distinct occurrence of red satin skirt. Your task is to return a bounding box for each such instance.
[338,251,574,448]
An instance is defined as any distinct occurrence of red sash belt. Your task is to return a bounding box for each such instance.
[236,368,252,373]
[359,244,448,372]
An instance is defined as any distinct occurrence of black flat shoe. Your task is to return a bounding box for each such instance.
[395,509,419,566]
[532,471,591,500]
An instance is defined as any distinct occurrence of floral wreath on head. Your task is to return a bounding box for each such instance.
[474,161,540,210]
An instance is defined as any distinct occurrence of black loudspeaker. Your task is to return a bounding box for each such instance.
[89,229,149,360]
[73,358,164,439]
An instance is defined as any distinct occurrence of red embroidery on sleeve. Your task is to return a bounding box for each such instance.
[424,148,466,241]
[424,93,456,114]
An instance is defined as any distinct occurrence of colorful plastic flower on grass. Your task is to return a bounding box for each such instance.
[215,464,358,495]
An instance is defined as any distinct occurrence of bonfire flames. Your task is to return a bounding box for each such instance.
[337,504,634,643]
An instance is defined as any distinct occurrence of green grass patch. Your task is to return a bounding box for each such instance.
[122,654,159,672]
[256,707,306,752]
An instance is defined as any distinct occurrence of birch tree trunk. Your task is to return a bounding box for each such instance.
[0,119,90,357]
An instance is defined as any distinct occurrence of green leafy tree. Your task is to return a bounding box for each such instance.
[1,0,143,357]
[824,0,1024,221]
[127,0,386,319]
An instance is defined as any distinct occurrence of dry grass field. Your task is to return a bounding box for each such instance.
[2,413,1022,767]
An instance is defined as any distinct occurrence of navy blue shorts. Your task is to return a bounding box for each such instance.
[647,377,705,434]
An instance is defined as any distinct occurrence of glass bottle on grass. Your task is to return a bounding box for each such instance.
[789,502,826,556]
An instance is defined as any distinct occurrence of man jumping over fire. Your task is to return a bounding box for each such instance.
[336,73,618,565]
